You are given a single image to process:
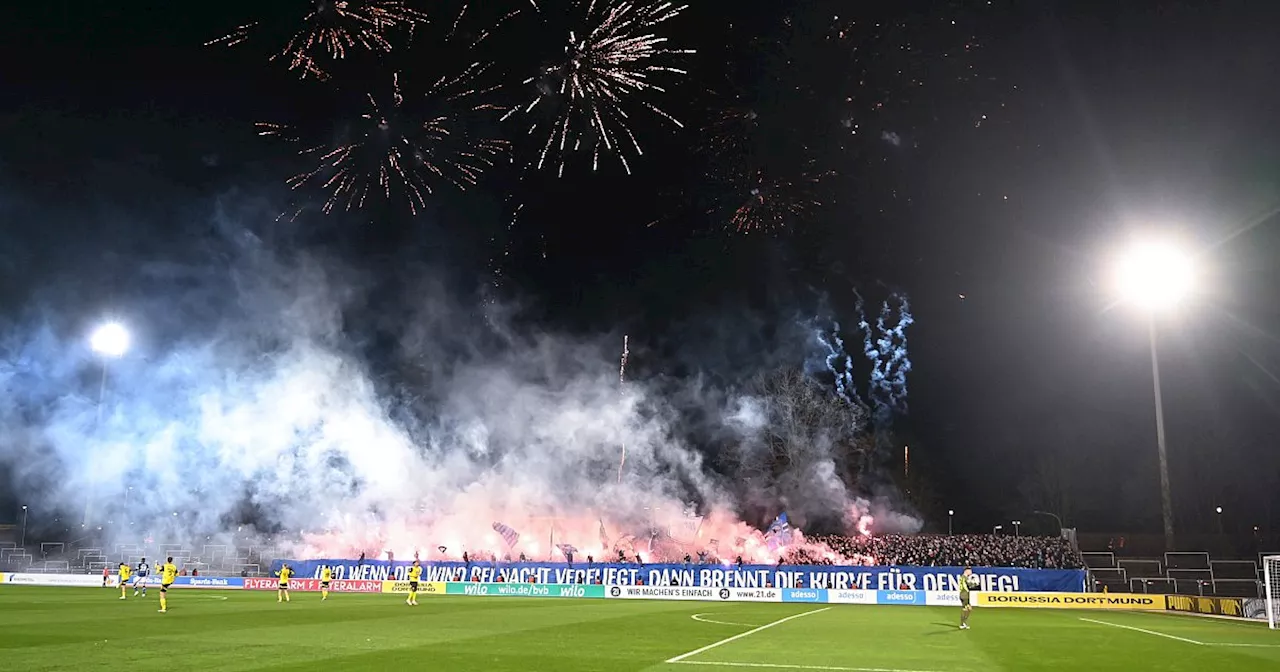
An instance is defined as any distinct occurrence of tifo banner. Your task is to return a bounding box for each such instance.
[382,580,446,595]
[0,573,116,587]
[276,559,1085,593]
[1166,595,1246,618]
[977,592,1166,610]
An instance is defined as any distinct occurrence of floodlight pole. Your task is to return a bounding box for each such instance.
[82,359,110,529]
[1149,319,1175,552]
[20,505,28,549]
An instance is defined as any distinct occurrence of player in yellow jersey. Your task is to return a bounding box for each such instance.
[320,565,332,601]
[117,562,132,600]
[158,557,178,613]
[406,560,423,606]
[276,564,293,603]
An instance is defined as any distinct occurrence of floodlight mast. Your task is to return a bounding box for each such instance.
[1114,240,1194,552]
[83,322,130,528]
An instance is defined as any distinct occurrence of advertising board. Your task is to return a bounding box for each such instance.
[1165,595,1246,618]
[448,582,605,598]
[1,573,115,587]
[382,580,446,595]
[976,592,1166,609]
[171,576,244,589]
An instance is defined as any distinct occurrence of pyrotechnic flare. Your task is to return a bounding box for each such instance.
[506,0,694,176]
[261,67,509,215]
[206,1,429,80]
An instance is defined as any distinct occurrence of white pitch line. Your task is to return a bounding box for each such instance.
[692,613,760,627]
[1206,643,1280,648]
[670,661,944,672]
[1078,618,1203,645]
[667,608,831,664]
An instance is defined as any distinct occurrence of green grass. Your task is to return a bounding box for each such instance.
[1,587,1278,670]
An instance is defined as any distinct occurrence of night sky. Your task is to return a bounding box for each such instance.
[3,0,1280,543]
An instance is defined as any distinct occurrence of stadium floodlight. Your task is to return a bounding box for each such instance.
[948,510,954,536]
[20,505,27,549]
[1113,239,1195,311]
[90,322,130,358]
[992,525,1003,535]
[1111,238,1196,553]
[1012,520,1022,537]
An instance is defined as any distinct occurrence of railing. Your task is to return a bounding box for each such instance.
[1119,559,1162,577]
[1081,552,1116,568]
[1210,560,1258,580]
[1165,551,1210,570]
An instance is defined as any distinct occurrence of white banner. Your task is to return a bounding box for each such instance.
[925,591,961,606]
[727,587,780,602]
[608,585,719,601]
[827,589,877,605]
[605,585,780,602]
[2,573,117,587]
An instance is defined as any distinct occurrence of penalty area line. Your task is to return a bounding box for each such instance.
[1078,618,1203,645]
[667,608,831,664]
[669,661,944,672]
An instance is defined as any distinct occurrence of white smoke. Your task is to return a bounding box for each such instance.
[0,216,917,562]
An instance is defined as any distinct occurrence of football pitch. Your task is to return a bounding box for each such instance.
[1,587,1278,671]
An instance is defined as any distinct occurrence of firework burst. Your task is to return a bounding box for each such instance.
[718,165,831,235]
[508,0,694,176]
[262,68,509,215]
[207,1,428,80]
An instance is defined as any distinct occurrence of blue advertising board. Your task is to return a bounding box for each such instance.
[273,559,1085,593]
[171,576,245,589]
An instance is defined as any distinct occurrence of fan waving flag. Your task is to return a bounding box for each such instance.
[492,522,520,549]
[764,513,793,550]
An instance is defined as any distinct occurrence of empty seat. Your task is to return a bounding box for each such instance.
[1211,560,1257,580]
[1082,552,1117,568]
[1120,559,1162,578]
[1165,552,1210,570]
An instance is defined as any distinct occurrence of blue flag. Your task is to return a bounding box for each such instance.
[764,513,792,550]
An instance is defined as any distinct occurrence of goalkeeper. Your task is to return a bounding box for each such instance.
[959,567,980,630]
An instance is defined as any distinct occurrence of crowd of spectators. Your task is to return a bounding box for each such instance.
[783,534,1083,569]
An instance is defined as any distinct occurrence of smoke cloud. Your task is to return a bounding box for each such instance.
[0,204,917,563]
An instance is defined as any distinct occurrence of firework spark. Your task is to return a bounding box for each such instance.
[507,0,694,176]
[263,67,509,215]
[721,167,830,235]
[207,1,428,79]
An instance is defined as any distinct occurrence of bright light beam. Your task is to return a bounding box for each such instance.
[90,322,130,358]
[1114,240,1195,311]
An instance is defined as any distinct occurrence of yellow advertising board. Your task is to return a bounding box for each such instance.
[381,580,445,595]
[1166,595,1244,617]
[976,592,1166,610]
[0,572,6,583]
